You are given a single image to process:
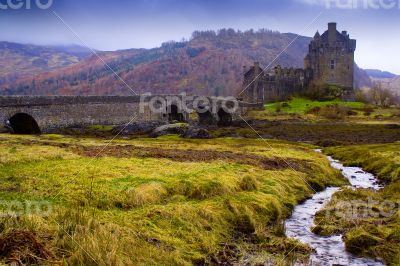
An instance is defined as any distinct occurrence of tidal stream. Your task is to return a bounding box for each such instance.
[284,151,384,266]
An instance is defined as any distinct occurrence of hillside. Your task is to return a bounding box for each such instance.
[355,64,373,88]
[0,29,374,96]
[371,76,400,95]
[0,42,91,88]
[365,69,397,79]
[0,29,311,96]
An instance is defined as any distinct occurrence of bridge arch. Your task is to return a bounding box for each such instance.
[196,105,215,125]
[167,104,185,122]
[217,108,233,127]
[8,113,41,134]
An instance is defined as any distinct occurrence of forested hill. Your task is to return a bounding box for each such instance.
[0,29,312,96]
[0,42,91,89]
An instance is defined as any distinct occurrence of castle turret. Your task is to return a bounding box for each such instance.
[241,23,356,104]
[305,22,356,90]
[253,62,262,102]
[328,22,337,46]
[241,62,264,103]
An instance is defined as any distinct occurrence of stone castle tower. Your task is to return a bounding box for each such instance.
[241,22,356,104]
[304,22,356,89]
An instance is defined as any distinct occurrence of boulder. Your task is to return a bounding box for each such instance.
[181,127,210,139]
[114,121,166,136]
[150,123,189,137]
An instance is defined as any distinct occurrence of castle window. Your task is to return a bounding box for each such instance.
[330,60,335,70]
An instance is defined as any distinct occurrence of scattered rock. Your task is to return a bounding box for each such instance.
[355,171,364,174]
[351,176,357,179]
[150,123,189,137]
[114,121,166,135]
[181,127,210,139]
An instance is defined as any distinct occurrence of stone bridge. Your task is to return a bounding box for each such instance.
[0,95,250,134]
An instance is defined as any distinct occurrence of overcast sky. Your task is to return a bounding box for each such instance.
[0,0,399,73]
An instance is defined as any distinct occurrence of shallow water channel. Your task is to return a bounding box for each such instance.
[285,151,385,265]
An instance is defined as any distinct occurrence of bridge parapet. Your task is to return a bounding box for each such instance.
[0,95,244,133]
[0,96,143,107]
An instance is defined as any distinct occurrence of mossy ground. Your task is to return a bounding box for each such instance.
[264,97,365,115]
[0,134,346,265]
[245,97,400,124]
[314,143,400,265]
[213,122,400,146]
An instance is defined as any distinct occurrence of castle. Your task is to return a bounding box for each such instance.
[241,23,356,103]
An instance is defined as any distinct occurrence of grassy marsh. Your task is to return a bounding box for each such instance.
[246,97,400,124]
[0,134,346,265]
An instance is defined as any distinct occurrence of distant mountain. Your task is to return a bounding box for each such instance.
[0,42,91,88]
[48,44,94,59]
[0,29,312,96]
[371,76,400,95]
[363,69,400,95]
[355,65,373,88]
[365,69,398,79]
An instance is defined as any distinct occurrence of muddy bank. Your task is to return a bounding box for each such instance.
[72,144,313,172]
[213,121,400,145]
[15,119,400,146]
